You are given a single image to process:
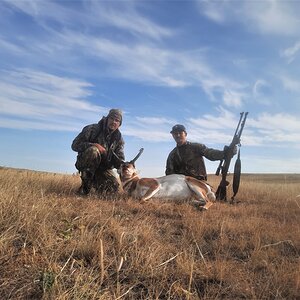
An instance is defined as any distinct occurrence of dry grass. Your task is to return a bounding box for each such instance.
[0,167,299,299]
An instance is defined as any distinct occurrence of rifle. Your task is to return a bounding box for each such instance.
[215,112,248,202]
[107,141,117,162]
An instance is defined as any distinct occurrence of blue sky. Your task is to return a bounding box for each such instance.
[0,0,300,177]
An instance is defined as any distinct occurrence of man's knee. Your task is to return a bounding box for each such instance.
[85,146,101,158]
[75,146,101,172]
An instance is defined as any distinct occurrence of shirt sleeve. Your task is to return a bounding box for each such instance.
[202,145,224,161]
[71,124,95,153]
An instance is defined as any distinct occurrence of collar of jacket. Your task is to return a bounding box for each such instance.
[177,141,190,148]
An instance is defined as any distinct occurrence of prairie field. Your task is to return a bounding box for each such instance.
[0,167,299,299]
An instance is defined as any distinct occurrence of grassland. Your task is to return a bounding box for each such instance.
[0,167,299,299]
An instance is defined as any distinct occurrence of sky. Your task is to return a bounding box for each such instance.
[0,0,300,177]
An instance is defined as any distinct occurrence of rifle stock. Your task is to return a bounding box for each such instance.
[216,112,248,201]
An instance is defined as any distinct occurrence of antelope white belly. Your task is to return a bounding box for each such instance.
[136,174,192,199]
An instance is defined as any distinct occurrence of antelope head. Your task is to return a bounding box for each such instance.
[119,148,144,181]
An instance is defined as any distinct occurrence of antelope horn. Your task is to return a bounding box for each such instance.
[111,150,125,164]
[129,148,144,165]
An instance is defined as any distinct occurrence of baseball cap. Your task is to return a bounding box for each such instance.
[170,124,186,133]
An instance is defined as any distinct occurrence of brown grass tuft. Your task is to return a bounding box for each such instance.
[0,168,299,299]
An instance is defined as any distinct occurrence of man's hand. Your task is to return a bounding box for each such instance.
[93,143,106,154]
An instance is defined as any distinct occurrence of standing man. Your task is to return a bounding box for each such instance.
[166,124,235,181]
[72,109,125,195]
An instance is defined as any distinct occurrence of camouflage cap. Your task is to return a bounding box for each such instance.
[107,108,122,125]
[170,124,186,133]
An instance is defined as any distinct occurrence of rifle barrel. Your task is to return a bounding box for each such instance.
[236,112,248,140]
[234,112,244,137]
[215,112,248,201]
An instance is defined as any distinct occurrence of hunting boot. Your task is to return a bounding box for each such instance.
[77,170,94,195]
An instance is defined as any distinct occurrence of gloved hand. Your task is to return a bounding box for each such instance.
[93,143,107,154]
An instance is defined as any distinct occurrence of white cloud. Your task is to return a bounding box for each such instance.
[122,116,175,142]
[136,117,174,125]
[281,41,300,63]
[246,0,300,36]
[198,0,300,36]
[87,1,174,41]
[243,155,300,173]
[253,79,267,97]
[55,30,248,105]
[247,113,300,144]
[121,109,241,144]
[1,1,249,108]
[123,127,170,142]
[1,0,79,28]
[3,0,173,41]
[223,89,243,108]
[280,75,300,93]
[123,108,298,149]
[185,109,300,147]
[2,0,249,107]
[252,79,272,105]
[188,108,248,144]
[0,69,107,131]
[201,77,247,107]
[189,107,237,130]
[249,113,300,132]
[54,32,191,88]
[198,0,226,23]
[0,37,24,54]
[0,116,76,132]
[6,69,93,99]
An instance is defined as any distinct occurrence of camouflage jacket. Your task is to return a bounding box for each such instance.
[165,142,224,180]
[71,117,125,169]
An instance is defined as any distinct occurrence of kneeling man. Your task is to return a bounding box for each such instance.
[71,109,125,195]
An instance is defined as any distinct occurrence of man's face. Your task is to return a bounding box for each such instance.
[172,131,187,146]
[107,116,121,131]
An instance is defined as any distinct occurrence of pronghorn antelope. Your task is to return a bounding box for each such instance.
[118,149,216,210]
